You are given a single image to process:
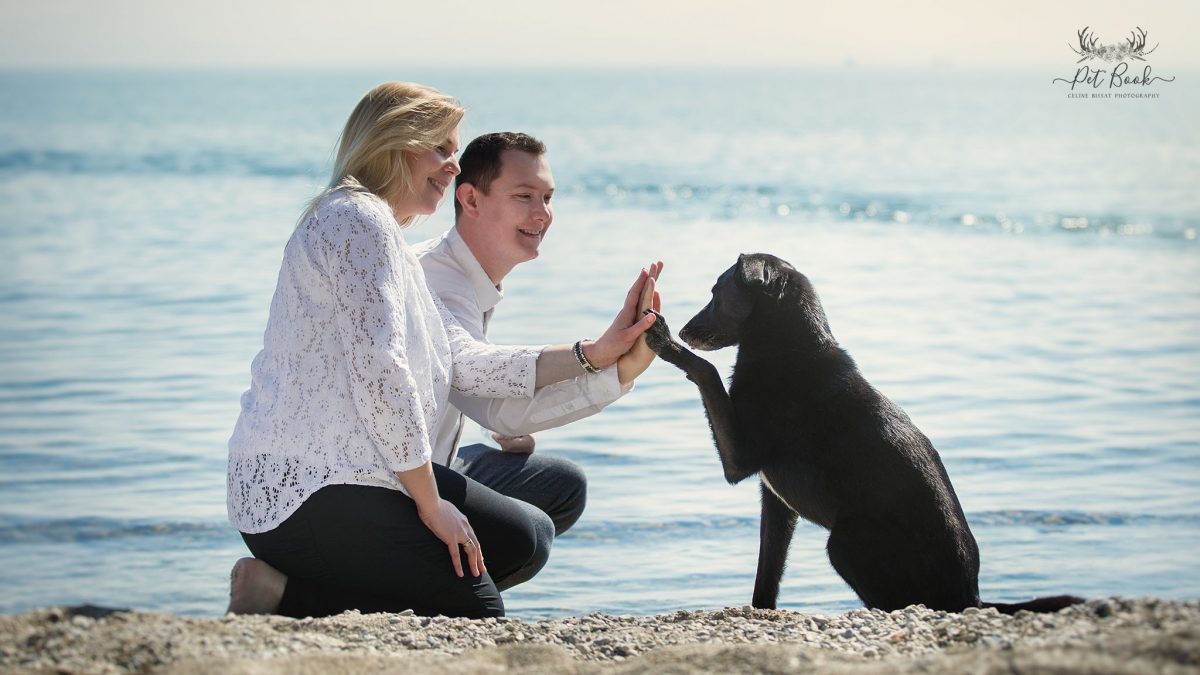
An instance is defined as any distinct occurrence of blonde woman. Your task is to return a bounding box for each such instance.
[226,82,660,619]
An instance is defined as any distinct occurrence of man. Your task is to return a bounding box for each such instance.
[414,132,655,589]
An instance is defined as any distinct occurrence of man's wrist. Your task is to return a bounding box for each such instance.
[616,351,650,384]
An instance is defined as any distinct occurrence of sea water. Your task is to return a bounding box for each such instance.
[1,69,1197,618]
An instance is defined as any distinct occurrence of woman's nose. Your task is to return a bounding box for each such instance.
[445,156,461,176]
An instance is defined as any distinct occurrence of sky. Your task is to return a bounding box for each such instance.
[0,0,1197,69]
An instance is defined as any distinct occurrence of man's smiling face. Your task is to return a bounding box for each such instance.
[472,149,555,269]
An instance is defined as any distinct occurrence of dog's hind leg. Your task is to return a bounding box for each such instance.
[825,518,917,611]
[826,518,976,612]
[751,481,798,609]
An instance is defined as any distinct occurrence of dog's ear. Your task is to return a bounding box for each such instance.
[737,254,787,299]
[737,253,770,288]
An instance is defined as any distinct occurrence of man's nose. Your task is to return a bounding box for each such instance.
[533,201,550,222]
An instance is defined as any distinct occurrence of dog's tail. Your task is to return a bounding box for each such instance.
[982,595,1085,615]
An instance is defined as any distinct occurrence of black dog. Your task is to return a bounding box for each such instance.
[645,253,1081,614]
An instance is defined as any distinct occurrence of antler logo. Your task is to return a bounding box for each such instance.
[1052,25,1174,94]
[1069,27,1158,63]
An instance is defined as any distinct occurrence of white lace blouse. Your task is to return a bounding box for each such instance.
[227,189,543,533]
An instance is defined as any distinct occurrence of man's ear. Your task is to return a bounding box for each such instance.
[456,183,480,218]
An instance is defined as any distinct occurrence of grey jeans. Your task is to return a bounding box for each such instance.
[450,443,588,590]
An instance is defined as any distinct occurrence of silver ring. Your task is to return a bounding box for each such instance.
[462,540,474,548]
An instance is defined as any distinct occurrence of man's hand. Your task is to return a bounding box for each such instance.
[586,262,663,369]
[492,432,536,454]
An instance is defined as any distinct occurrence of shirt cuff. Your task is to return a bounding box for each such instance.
[385,444,433,475]
[517,346,544,397]
[595,364,633,400]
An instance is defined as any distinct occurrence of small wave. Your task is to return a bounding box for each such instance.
[565,516,759,541]
[0,516,235,544]
[969,510,1199,527]
[0,374,199,391]
[563,510,1196,543]
[0,149,314,178]
[569,179,1199,241]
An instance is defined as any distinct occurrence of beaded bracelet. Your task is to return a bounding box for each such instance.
[573,339,601,374]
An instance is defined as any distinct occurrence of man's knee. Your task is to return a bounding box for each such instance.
[543,456,587,535]
[493,502,554,593]
[528,507,554,570]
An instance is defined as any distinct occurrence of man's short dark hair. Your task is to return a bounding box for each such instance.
[454,132,546,219]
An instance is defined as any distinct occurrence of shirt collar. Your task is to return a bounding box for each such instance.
[446,226,503,313]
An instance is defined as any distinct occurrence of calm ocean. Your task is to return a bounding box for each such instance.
[1,69,1197,618]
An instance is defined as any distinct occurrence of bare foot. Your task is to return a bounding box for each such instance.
[226,557,286,615]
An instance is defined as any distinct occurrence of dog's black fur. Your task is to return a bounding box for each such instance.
[645,253,1082,614]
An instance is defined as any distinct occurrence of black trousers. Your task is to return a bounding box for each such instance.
[241,462,547,619]
[451,443,587,537]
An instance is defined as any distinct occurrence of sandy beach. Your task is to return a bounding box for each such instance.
[2,597,1196,673]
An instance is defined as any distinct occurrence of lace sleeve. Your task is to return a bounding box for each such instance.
[315,197,434,473]
[432,296,543,399]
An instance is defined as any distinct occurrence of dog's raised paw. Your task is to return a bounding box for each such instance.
[643,310,686,360]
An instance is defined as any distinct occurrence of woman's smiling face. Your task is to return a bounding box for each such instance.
[392,126,461,219]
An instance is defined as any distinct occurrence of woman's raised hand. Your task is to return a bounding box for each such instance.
[585,262,663,370]
[418,498,485,579]
[617,262,663,384]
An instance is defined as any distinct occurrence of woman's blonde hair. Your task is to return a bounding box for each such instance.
[303,81,464,226]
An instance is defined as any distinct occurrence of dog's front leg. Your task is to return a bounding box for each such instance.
[752,482,799,609]
[644,311,757,484]
[687,361,758,484]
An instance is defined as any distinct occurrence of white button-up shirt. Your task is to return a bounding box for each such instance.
[415,227,631,466]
